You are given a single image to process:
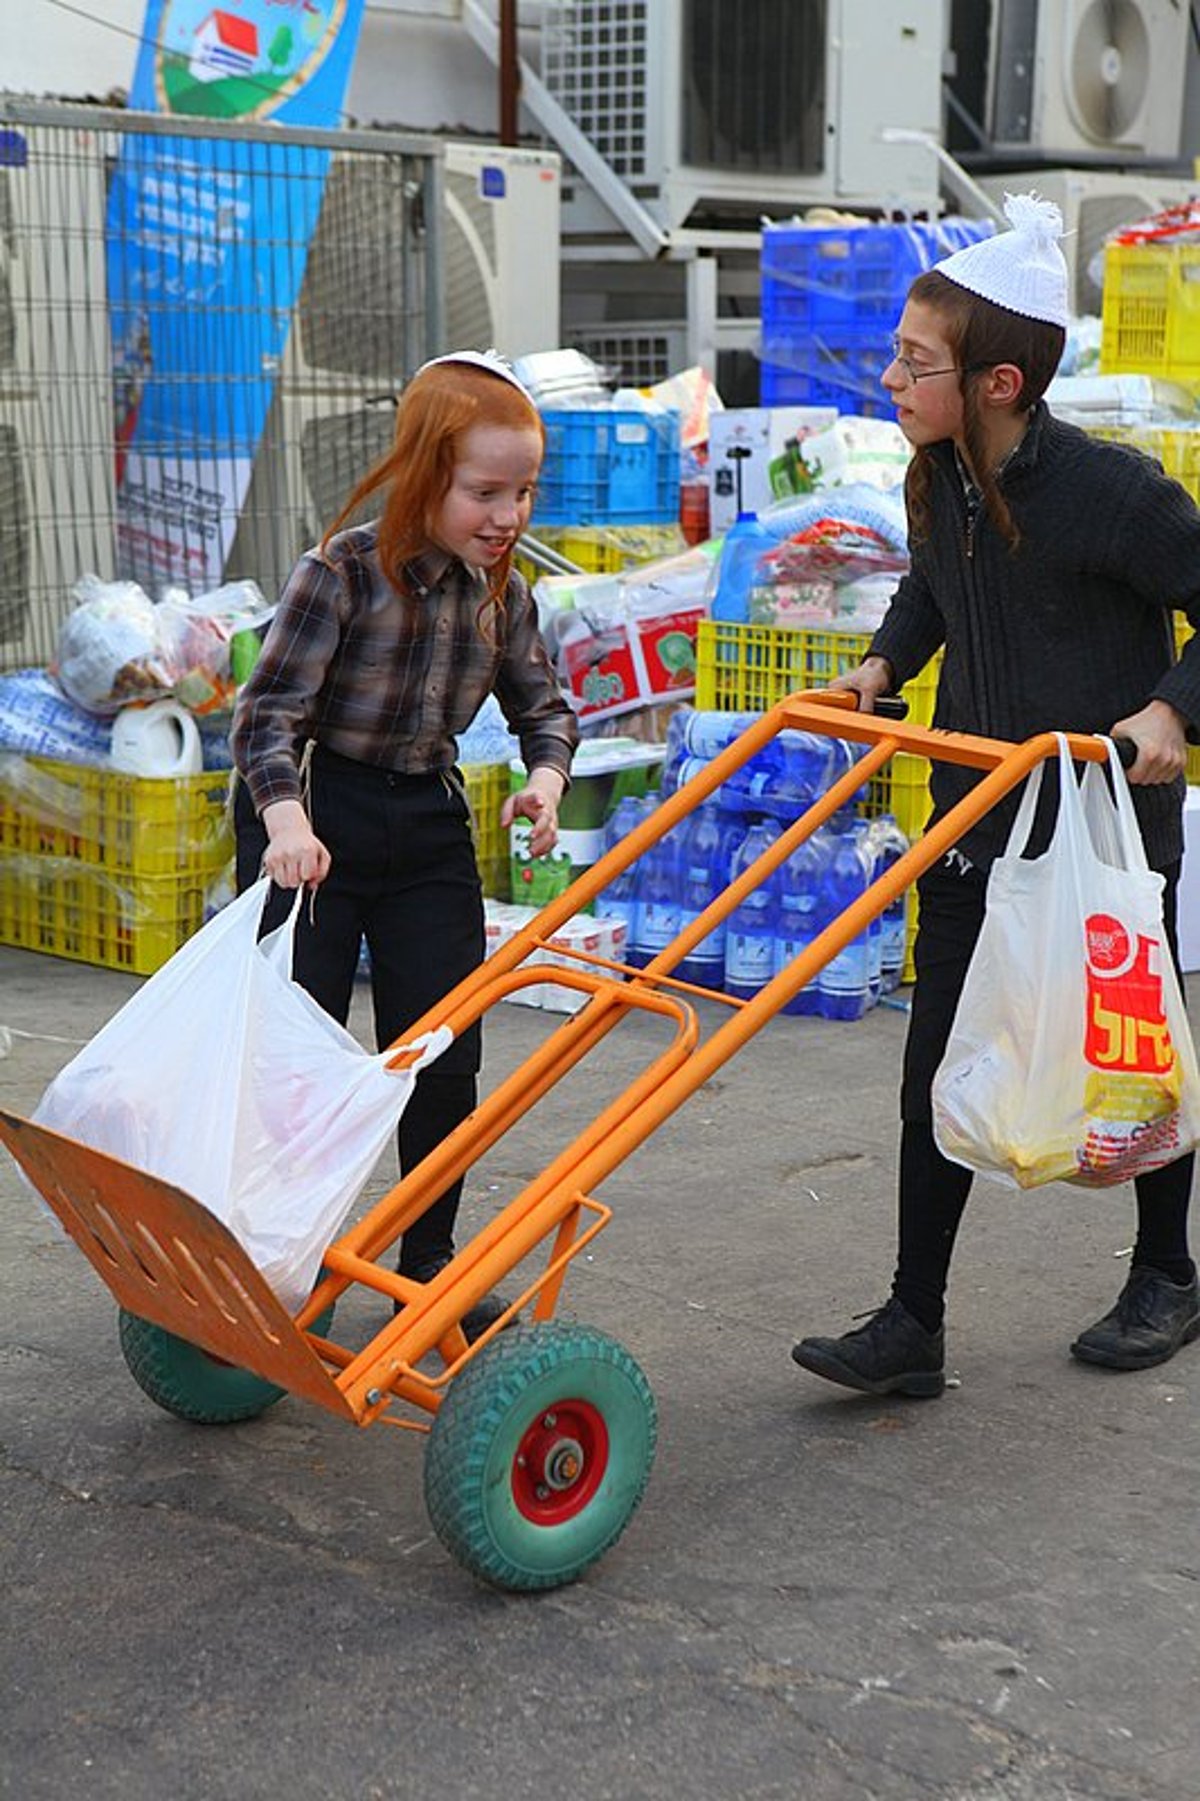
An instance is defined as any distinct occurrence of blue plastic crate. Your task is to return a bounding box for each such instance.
[760,329,892,417]
[535,408,681,525]
[760,217,994,347]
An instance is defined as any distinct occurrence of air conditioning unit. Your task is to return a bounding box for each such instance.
[443,141,561,357]
[985,0,1190,160]
[224,140,562,597]
[977,167,1199,316]
[0,127,116,672]
[542,0,944,234]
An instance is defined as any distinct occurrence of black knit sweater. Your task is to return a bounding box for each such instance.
[870,402,1200,870]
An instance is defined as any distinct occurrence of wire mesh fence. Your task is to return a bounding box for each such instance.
[0,97,445,672]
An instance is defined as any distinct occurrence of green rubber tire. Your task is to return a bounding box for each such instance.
[117,1302,335,1426]
[423,1322,657,1592]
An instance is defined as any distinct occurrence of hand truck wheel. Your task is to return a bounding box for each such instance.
[117,1298,336,1426]
[423,1322,657,1592]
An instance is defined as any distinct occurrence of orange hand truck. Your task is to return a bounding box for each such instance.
[0,695,1123,1591]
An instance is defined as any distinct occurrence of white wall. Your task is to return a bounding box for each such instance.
[8,3,1198,181]
[6,0,538,137]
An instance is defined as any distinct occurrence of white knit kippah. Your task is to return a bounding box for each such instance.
[932,193,1070,328]
[416,347,534,398]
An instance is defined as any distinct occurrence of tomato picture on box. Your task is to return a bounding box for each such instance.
[560,606,704,723]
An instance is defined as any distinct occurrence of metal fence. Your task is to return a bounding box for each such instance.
[0,97,447,672]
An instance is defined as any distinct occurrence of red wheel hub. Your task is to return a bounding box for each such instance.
[511,1398,609,1524]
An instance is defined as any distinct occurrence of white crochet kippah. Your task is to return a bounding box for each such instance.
[932,193,1070,328]
[416,347,534,398]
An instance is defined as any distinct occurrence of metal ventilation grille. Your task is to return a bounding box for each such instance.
[296,155,419,380]
[544,1,650,180]
[300,408,397,534]
[0,171,15,370]
[683,0,827,174]
[444,166,498,350]
[565,327,685,388]
[0,422,31,642]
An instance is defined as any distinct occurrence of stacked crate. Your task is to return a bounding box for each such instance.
[0,759,235,974]
[534,408,681,527]
[1100,231,1200,392]
[759,218,994,418]
[0,758,516,971]
[694,619,941,979]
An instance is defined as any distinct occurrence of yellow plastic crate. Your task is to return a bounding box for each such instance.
[1100,240,1200,383]
[0,756,233,877]
[1089,425,1200,509]
[463,761,510,899]
[517,522,687,582]
[0,854,224,975]
[695,620,938,725]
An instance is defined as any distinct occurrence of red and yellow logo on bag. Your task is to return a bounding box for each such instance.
[1078,912,1183,1178]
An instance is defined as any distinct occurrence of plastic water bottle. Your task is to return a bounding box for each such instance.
[630,815,682,968]
[660,707,692,795]
[853,819,883,1006]
[759,730,834,822]
[867,813,911,992]
[662,754,712,799]
[595,795,649,947]
[825,736,873,809]
[817,816,873,1020]
[773,826,834,1015]
[724,819,781,1000]
[682,709,762,757]
[711,511,772,624]
[723,739,781,814]
[676,802,729,988]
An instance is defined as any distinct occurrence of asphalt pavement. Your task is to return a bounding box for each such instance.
[2,942,1198,1801]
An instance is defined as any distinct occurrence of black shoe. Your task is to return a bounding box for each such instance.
[792,1297,946,1398]
[1070,1266,1200,1371]
[398,1252,513,1345]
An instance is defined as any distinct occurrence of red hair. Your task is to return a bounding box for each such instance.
[322,359,544,609]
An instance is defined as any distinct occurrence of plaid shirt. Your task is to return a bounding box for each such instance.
[231,525,579,813]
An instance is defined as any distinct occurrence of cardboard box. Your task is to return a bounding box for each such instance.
[484,900,628,1013]
[708,405,837,534]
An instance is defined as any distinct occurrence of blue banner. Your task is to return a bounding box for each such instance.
[110,0,365,590]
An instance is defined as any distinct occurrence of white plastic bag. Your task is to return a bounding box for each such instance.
[34,880,450,1310]
[932,736,1200,1190]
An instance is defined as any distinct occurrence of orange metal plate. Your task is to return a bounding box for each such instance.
[0,1110,357,1421]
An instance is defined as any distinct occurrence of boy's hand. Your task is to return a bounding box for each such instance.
[827,655,895,714]
[1110,699,1188,784]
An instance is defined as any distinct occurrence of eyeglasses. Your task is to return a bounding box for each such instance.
[887,335,986,387]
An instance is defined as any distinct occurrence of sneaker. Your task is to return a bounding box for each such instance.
[1070,1266,1200,1371]
[397,1251,512,1345]
[791,1297,945,1398]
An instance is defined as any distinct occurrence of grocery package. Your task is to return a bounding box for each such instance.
[53,575,272,716]
[0,668,114,764]
[709,485,909,632]
[537,542,720,725]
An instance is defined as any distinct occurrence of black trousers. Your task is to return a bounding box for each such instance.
[234,747,485,1274]
[895,850,1195,1327]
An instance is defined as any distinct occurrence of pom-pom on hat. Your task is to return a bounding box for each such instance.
[415,347,534,399]
[931,193,1070,329]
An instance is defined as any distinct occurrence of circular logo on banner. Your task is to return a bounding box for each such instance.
[1085,912,1135,977]
[151,0,350,120]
